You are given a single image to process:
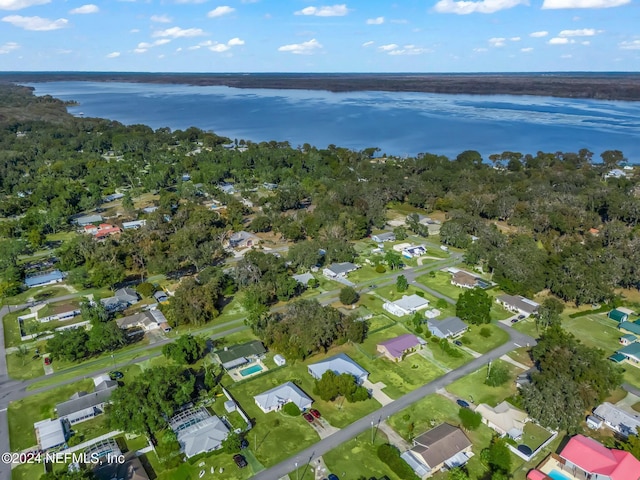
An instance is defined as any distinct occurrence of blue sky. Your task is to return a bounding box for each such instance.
[1,0,639,72]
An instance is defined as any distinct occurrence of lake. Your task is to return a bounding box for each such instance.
[28,81,640,159]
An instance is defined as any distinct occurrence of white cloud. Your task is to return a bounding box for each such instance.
[510,36,521,41]
[152,26,206,38]
[188,45,201,50]
[521,47,534,52]
[0,0,49,11]
[294,4,349,17]
[489,37,506,47]
[548,37,571,44]
[619,39,640,50]
[133,48,147,54]
[176,47,182,52]
[378,43,398,51]
[278,38,323,54]
[362,40,374,47]
[106,51,120,58]
[151,14,172,23]
[227,37,244,46]
[530,31,548,37]
[366,16,384,24]
[137,39,171,50]
[1,15,67,30]
[561,54,572,58]
[0,41,19,53]
[473,47,488,52]
[69,4,98,14]
[386,44,429,55]
[559,28,599,36]
[542,0,629,8]
[433,0,527,15]
[581,40,590,45]
[209,44,229,52]
[207,6,235,18]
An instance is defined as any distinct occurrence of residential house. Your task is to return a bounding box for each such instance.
[153,290,169,303]
[34,418,68,451]
[254,381,313,413]
[103,193,124,203]
[382,294,430,317]
[496,294,540,316]
[100,287,139,312]
[36,301,81,322]
[169,407,229,458]
[115,312,160,332]
[89,224,122,240]
[402,245,427,258]
[219,183,236,194]
[619,321,640,336]
[84,224,98,234]
[86,438,122,462]
[55,374,118,425]
[617,343,640,367]
[427,317,468,339]
[371,232,396,243]
[323,262,359,278]
[377,334,423,361]
[308,353,369,384]
[475,401,529,440]
[609,308,632,323]
[416,215,442,235]
[142,206,158,214]
[401,423,473,478]
[74,214,103,226]
[24,270,64,288]
[451,271,480,289]
[527,434,640,480]
[228,230,259,249]
[215,340,267,370]
[94,452,150,480]
[292,273,315,285]
[122,220,146,230]
[620,334,637,346]
[604,169,626,179]
[592,402,640,438]
[587,415,604,430]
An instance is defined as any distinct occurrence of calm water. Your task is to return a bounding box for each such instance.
[28,81,640,159]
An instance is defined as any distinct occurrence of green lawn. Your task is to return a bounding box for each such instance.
[521,422,553,451]
[70,415,113,444]
[562,314,622,355]
[459,323,510,354]
[622,365,640,389]
[426,337,475,370]
[388,394,495,480]
[512,318,539,338]
[348,265,392,285]
[446,360,521,407]
[2,285,71,307]
[368,314,396,333]
[8,379,94,450]
[10,462,46,480]
[506,347,534,368]
[2,309,28,347]
[417,271,462,300]
[6,350,46,380]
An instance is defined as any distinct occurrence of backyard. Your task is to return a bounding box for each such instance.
[446,359,522,407]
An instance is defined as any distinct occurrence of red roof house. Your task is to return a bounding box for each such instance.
[559,435,640,480]
[95,224,121,239]
[526,470,550,480]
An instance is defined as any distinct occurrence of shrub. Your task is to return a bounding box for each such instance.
[339,286,359,305]
[377,444,419,480]
[485,362,510,387]
[458,407,482,430]
[479,327,492,338]
[423,330,432,339]
[282,402,301,416]
[136,282,156,298]
[375,264,386,273]
[460,336,471,345]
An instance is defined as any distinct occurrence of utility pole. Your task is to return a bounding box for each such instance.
[371,420,374,444]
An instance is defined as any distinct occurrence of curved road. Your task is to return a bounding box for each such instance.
[253,323,535,480]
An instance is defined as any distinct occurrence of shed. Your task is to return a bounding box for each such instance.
[224,400,236,413]
[274,354,286,366]
[609,309,630,323]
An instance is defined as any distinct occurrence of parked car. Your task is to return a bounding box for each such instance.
[233,454,247,468]
[510,318,519,324]
[109,371,124,379]
[518,314,526,320]
[456,399,470,408]
[310,409,321,419]
[44,357,52,366]
[240,438,249,450]
[453,340,463,346]
[303,413,314,423]
[328,475,340,480]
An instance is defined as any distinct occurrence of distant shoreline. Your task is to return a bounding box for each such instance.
[2,72,640,101]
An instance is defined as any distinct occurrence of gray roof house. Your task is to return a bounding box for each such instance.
[254,381,313,413]
[34,418,68,451]
[169,407,229,458]
[371,232,396,243]
[115,312,160,332]
[153,290,169,302]
[292,273,315,285]
[427,317,469,339]
[100,287,139,311]
[216,340,267,370]
[593,402,640,438]
[74,214,103,226]
[228,230,259,249]
[308,353,369,384]
[496,294,539,315]
[25,270,64,288]
[323,262,358,278]
[383,294,430,317]
[55,375,118,425]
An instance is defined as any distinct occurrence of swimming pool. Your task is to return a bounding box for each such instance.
[548,469,572,480]
[239,364,263,377]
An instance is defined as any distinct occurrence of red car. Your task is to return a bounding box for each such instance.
[302,413,314,423]
[310,409,321,419]
[44,357,52,366]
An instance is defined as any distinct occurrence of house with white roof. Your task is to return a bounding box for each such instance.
[427,317,469,339]
[254,381,313,413]
[383,294,430,317]
[307,353,369,384]
[34,419,68,451]
[475,401,529,440]
[323,262,359,278]
[371,232,396,243]
[593,402,640,438]
[169,407,229,458]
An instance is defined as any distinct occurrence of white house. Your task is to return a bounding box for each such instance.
[427,317,469,339]
[323,262,358,278]
[274,354,286,367]
[371,232,396,243]
[401,245,427,258]
[474,402,529,440]
[169,407,229,458]
[307,353,369,384]
[496,294,539,316]
[122,220,146,230]
[382,294,430,317]
[593,402,640,438]
[254,382,313,413]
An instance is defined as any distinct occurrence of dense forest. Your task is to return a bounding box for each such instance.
[0,83,639,313]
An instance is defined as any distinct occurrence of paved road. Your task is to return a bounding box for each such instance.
[253,323,535,480]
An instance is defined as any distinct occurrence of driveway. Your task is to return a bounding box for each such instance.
[363,380,394,406]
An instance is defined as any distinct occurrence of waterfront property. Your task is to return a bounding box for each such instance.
[427,317,468,339]
[307,353,369,384]
[382,294,430,317]
[496,294,540,316]
[376,334,424,362]
[401,423,473,478]
[169,407,230,458]
[592,402,640,438]
[253,382,313,414]
[528,434,640,480]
